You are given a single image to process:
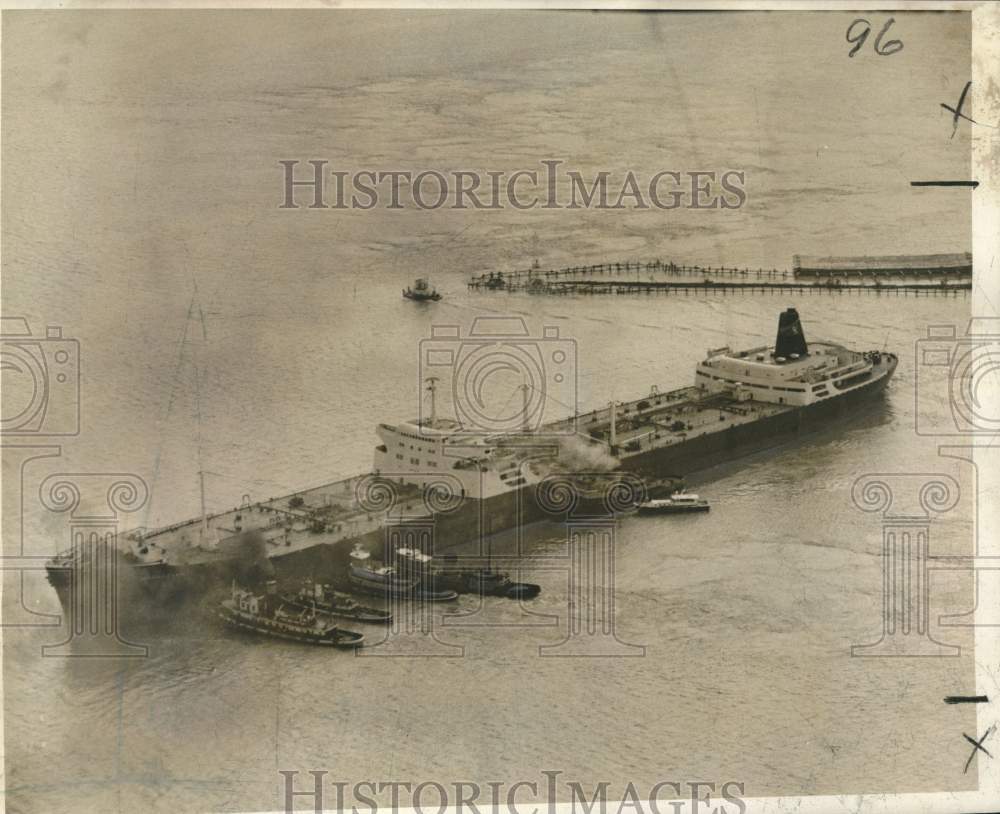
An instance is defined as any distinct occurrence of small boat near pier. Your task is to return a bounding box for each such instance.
[403,278,442,302]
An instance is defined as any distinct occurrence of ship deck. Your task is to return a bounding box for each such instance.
[130,473,425,567]
[541,385,793,460]
[538,347,893,461]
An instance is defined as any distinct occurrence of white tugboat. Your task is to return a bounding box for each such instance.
[636,492,710,515]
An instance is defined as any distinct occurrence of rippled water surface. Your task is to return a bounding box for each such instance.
[2,10,976,814]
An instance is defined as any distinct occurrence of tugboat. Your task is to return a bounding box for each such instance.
[636,492,710,515]
[437,560,541,599]
[645,476,688,499]
[219,581,365,647]
[348,547,458,601]
[393,547,541,600]
[403,278,442,302]
[283,580,392,624]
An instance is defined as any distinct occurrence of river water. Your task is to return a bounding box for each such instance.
[1,10,976,814]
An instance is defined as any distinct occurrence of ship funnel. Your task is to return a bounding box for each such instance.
[774,308,808,359]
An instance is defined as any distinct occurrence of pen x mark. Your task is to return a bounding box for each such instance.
[940,81,996,139]
[963,723,996,774]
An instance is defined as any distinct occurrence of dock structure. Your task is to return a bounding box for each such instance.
[469,260,793,291]
[792,252,972,278]
[467,259,971,297]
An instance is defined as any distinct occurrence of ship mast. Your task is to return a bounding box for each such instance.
[192,293,215,550]
[425,376,439,425]
[519,382,530,432]
[198,469,208,543]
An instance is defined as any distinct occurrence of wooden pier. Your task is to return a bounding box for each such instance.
[793,252,972,278]
[467,260,971,297]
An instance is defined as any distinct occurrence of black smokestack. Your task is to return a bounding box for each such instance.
[774,308,808,358]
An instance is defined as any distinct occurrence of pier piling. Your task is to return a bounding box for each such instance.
[467,259,970,297]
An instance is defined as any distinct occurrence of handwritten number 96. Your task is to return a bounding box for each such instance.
[846,18,903,58]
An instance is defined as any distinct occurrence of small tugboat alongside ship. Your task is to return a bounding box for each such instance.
[393,547,541,599]
[219,581,365,647]
[347,547,459,601]
[282,580,392,624]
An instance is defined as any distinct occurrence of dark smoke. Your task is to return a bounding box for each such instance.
[222,529,276,587]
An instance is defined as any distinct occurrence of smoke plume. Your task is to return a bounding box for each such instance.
[553,435,619,473]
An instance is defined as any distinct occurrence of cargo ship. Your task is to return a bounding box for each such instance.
[45,308,897,604]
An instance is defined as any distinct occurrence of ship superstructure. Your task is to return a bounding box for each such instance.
[695,308,887,407]
[373,418,549,500]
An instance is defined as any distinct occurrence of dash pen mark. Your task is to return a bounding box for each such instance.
[945,695,989,704]
[911,181,979,188]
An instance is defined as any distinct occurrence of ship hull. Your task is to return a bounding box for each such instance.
[618,359,894,478]
[636,503,710,515]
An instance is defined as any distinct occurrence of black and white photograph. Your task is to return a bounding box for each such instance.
[2,3,998,814]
